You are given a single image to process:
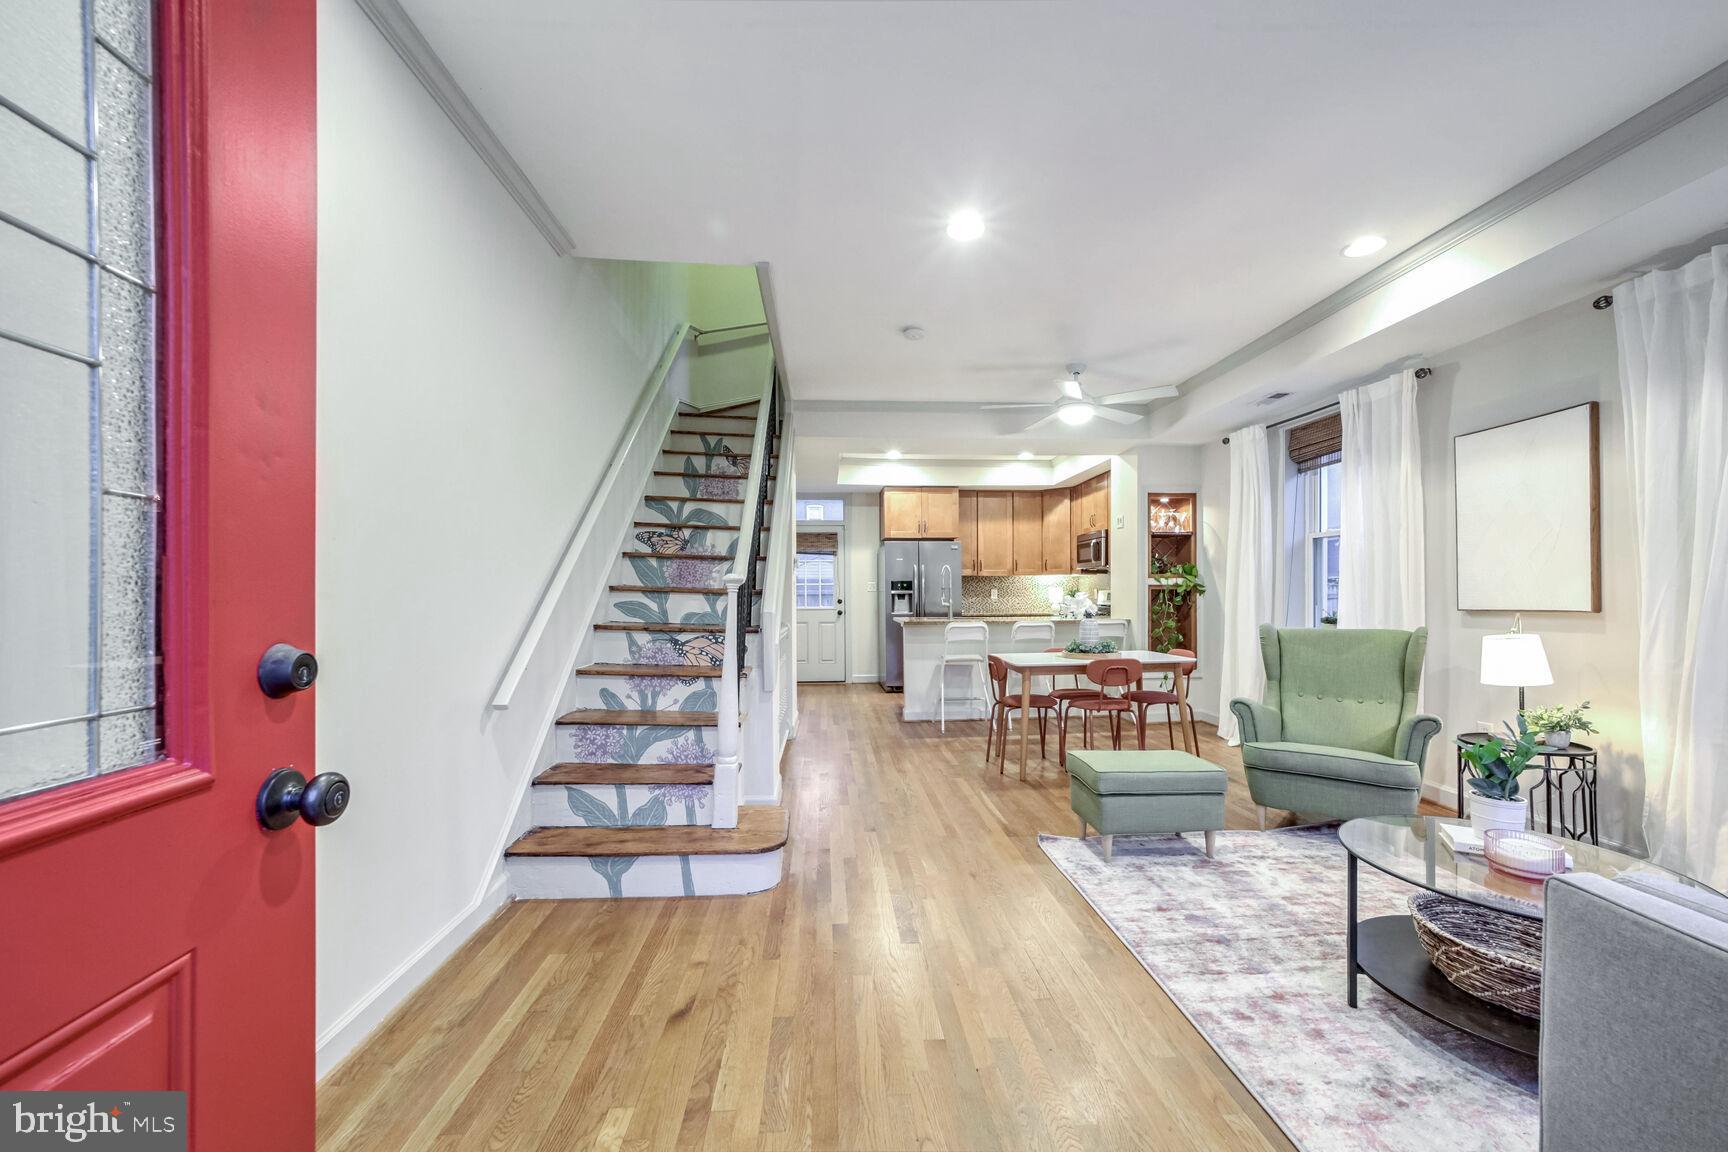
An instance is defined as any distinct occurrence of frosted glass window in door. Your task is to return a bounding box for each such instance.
[1,0,162,801]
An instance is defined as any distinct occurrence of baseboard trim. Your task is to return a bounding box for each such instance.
[316,866,509,1081]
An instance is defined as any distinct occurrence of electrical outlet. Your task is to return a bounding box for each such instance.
[867,581,877,592]
[990,587,999,600]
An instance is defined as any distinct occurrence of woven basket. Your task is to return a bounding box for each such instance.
[1407,892,1544,1019]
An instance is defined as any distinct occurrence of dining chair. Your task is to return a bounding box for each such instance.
[1059,658,1143,767]
[1094,618,1130,646]
[938,620,990,733]
[985,655,1057,770]
[1010,620,1057,698]
[1125,647,1196,749]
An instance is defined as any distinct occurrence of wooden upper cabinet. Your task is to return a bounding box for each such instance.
[880,487,961,540]
[1070,473,1110,533]
[1011,492,1044,573]
[922,487,960,538]
[974,490,1014,575]
[957,491,979,574]
[1041,489,1071,573]
[881,487,924,539]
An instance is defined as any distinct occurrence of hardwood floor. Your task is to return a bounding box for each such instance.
[321,685,1378,1151]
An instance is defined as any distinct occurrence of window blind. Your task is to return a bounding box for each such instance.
[1287,413,1341,473]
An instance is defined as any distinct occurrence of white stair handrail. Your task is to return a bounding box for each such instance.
[713,358,778,828]
[759,379,795,697]
[490,323,691,710]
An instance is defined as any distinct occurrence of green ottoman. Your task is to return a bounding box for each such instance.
[1067,749,1228,861]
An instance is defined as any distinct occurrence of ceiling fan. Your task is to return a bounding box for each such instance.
[982,364,1179,433]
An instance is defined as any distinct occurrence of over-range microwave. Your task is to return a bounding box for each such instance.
[1076,529,1109,572]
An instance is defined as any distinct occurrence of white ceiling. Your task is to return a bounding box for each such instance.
[400,0,1728,413]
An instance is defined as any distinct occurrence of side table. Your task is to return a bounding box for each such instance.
[1455,733,1599,845]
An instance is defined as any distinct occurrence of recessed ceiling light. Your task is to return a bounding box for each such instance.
[1017,451,1035,460]
[1056,402,1095,426]
[885,448,902,460]
[1342,235,1387,258]
[946,209,986,242]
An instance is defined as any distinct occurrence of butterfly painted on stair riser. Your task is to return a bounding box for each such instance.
[633,527,739,557]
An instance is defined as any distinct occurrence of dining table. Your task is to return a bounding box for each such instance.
[993,650,1199,781]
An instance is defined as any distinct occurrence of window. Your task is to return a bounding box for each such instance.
[1306,461,1342,625]
[794,553,837,608]
[1,0,162,802]
[796,497,844,522]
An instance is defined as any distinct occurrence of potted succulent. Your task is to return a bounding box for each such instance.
[1519,701,1596,750]
[1459,716,1542,834]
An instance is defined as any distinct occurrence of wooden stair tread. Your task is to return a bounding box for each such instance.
[620,550,734,560]
[651,469,776,479]
[595,622,759,633]
[641,495,772,504]
[577,663,740,679]
[609,584,760,595]
[661,449,778,458]
[672,416,757,425]
[633,521,766,532]
[506,806,787,857]
[535,762,715,786]
[697,400,763,416]
[556,708,718,726]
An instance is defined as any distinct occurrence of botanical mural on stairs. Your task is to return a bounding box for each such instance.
[561,781,705,896]
[562,723,715,766]
[639,496,733,527]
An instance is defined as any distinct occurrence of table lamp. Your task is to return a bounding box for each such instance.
[1480,617,1552,713]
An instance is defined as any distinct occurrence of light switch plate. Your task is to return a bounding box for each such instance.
[867,581,878,592]
[1116,514,1126,529]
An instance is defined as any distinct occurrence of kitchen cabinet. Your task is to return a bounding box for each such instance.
[974,490,1014,575]
[880,486,962,540]
[957,491,979,574]
[1071,473,1110,534]
[1041,489,1071,573]
[1011,492,1044,573]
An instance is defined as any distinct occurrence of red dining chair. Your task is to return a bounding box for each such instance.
[1042,647,1097,725]
[1125,648,1197,749]
[1059,658,1144,767]
[985,655,1059,771]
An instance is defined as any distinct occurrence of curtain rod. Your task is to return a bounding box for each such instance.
[1220,367,1432,444]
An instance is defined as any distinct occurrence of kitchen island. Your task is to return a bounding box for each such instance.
[897,615,1132,722]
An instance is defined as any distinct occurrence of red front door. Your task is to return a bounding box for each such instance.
[0,1,318,1148]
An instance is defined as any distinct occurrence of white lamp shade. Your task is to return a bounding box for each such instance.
[1480,632,1553,688]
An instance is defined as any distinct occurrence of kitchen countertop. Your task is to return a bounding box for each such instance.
[899,614,1101,623]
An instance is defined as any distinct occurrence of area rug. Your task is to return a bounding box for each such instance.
[1040,825,1538,1152]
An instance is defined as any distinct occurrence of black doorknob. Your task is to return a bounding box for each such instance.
[256,767,351,831]
[258,644,318,698]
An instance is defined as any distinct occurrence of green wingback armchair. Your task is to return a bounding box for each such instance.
[1229,625,1440,823]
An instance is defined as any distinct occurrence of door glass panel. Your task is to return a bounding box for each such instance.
[1,0,160,804]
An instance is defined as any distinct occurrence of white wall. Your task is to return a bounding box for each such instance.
[1416,299,1641,849]
[315,0,689,1075]
[842,493,882,681]
[1134,446,1226,721]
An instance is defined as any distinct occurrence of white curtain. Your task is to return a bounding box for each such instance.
[1614,245,1728,891]
[1216,425,1275,744]
[1277,428,1310,627]
[1337,370,1425,630]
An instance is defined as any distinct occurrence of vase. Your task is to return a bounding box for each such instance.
[1078,617,1100,645]
[1539,730,1571,749]
[1469,794,1528,835]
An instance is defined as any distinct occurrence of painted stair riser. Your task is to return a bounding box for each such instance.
[604,590,735,623]
[531,783,714,828]
[646,475,753,501]
[616,553,743,589]
[622,524,741,558]
[589,628,726,665]
[662,432,754,457]
[506,849,784,900]
[566,673,720,711]
[558,723,716,766]
[669,421,758,439]
[637,498,747,527]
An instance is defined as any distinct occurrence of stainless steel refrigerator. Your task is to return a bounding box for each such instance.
[879,538,963,691]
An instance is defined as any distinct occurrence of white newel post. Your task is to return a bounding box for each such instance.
[712,576,743,828]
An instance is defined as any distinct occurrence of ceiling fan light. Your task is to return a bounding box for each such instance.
[1057,402,1095,426]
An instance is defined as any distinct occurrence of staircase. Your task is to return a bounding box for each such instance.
[505,396,789,899]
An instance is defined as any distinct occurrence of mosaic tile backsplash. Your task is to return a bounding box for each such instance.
[960,575,1106,616]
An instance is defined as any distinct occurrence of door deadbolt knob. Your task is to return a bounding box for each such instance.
[257,768,351,830]
[259,643,318,697]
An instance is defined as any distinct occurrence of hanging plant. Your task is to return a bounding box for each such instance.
[1147,559,1206,653]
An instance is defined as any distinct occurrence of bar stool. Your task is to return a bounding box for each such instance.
[985,655,1058,769]
[939,620,990,733]
[1009,620,1056,699]
[1059,658,1143,767]
[1126,648,1196,749]
[1093,618,1130,647]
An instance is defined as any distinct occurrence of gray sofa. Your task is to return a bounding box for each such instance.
[1541,871,1728,1151]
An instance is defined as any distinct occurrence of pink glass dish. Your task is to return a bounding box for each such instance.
[1484,829,1569,880]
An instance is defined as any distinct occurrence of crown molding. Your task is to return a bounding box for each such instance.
[1179,57,1728,394]
[353,0,576,256]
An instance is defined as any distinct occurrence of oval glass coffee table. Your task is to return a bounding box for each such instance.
[1339,815,1717,1057]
